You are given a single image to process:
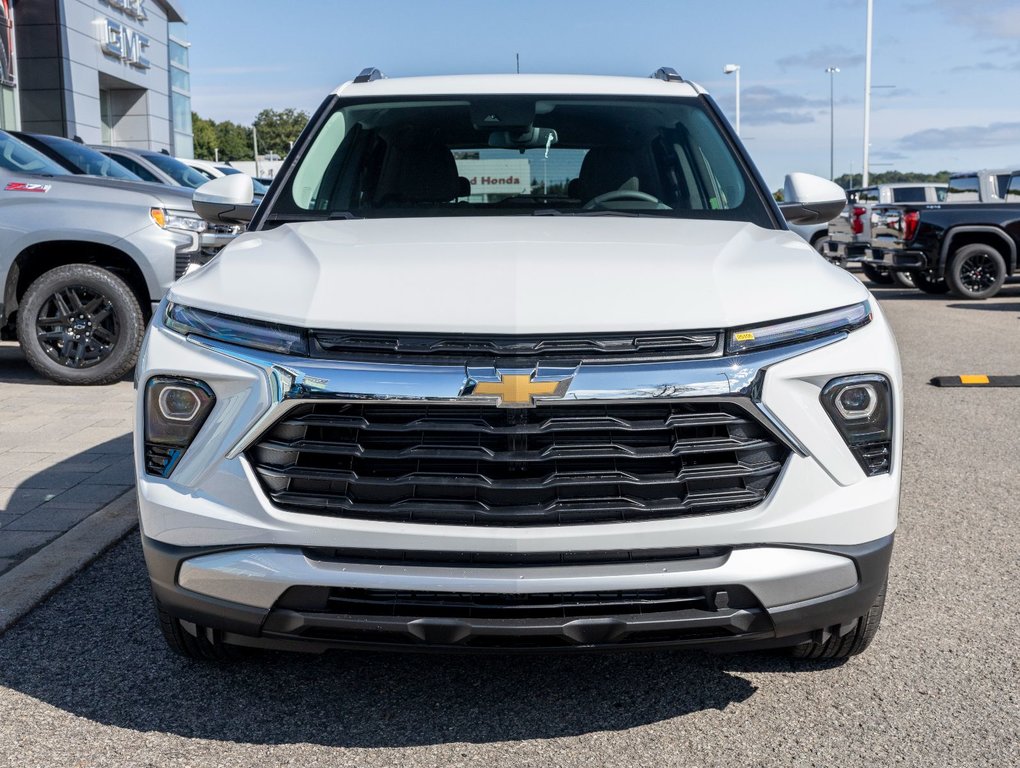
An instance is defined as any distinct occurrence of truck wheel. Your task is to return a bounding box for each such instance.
[790,579,886,660]
[15,264,144,385]
[946,244,1007,300]
[155,601,239,661]
[861,263,893,285]
[912,273,950,294]
[891,270,915,289]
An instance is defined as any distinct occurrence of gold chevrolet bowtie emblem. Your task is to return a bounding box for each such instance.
[467,373,571,407]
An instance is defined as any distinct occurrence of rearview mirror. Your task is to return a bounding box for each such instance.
[193,174,258,225]
[779,172,846,226]
[488,127,558,150]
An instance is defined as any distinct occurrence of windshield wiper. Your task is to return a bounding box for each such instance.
[266,211,362,223]
[533,209,645,217]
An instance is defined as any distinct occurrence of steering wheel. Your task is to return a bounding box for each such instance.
[583,189,662,209]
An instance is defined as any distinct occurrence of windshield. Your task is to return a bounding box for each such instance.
[145,153,213,189]
[269,95,771,225]
[34,136,142,180]
[0,132,69,176]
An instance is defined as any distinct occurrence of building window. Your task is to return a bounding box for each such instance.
[172,92,191,134]
[170,65,189,93]
[169,40,188,70]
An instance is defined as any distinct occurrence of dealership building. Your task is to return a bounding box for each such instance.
[1,0,193,156]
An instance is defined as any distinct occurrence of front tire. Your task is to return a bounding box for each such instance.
[155,601,239,661]
[946,244,1007,300]
[913,272,950,294]
[891,270,915,289]
[861,263,893,285]
[790,580,887,660]
[15,264,144,385]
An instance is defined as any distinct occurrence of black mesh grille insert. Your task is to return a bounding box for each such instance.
[247,401,788,526]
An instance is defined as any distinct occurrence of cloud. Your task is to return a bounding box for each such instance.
[740,86,827,126]
[897,121,1020,150]
[776,46,865,71]
[950,60,1020,73]
[924,0,1020,39]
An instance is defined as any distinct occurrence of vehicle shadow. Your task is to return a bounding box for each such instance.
[0,342,134,385]
[0,533,840,748]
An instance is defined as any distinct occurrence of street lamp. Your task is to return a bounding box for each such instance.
[826,66,840,180]
[723,64,740,137]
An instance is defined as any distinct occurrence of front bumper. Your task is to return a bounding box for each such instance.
[145,533,893,653]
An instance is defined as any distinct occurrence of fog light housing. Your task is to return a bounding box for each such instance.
[144,376,215,478]
[821,375,892,476]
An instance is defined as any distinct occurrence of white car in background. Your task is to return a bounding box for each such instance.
[136,69,900,662]
[177,158,269,197]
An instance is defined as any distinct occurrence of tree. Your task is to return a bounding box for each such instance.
[833,170,952,190]
[192,113,218,160]
[215,121,254,161]
[253,108,310,157]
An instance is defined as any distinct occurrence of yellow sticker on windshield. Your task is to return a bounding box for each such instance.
[734,332,756,342]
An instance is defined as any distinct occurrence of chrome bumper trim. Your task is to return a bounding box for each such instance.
[178,546,859,611]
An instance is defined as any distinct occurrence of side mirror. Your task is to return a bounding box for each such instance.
[193,174,257,225]
[779,172,846,226]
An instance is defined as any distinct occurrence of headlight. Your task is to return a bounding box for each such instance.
[820,374,892,476]
[727,301,872,354]
[150,207,208,233]
[164,302,309,355]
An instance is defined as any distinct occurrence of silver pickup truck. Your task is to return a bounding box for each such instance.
[825,183,947,285]
[0,131,215,385]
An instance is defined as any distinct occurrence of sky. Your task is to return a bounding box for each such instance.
[183,0,1020,190]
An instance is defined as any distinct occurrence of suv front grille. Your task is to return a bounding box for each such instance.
[247,401,789,526]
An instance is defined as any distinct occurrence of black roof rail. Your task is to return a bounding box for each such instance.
[651,67,684,83]
[353,67,386,84]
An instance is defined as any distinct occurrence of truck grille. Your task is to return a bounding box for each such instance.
[247,401,788,526]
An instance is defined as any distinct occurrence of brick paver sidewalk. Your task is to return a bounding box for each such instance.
[0,342,135,576]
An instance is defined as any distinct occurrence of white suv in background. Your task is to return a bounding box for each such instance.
[135,69,900,661]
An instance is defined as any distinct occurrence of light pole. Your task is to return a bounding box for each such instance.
[863,0,873,186]
[826,66,840,180]
[723,64,740,137]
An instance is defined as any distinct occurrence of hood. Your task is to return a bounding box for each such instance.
[54,174,195,208]
[169,216,870,334]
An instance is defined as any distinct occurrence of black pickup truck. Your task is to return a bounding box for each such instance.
[866,174,1020,299]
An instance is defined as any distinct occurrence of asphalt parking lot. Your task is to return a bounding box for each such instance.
[0,282,1018,767]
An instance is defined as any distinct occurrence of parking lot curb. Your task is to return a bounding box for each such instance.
[0,489,138,636]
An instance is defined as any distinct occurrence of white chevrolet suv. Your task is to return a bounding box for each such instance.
[135,69,900,660]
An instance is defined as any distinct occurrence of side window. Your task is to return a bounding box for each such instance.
[859,188,878,202]
[934,187,948,202]
[946,176,979,202]
[996,174,1011,199]
[892,187,925,203]
[292,112,347,209]
[1006,176,1020,203]
[107,154,160,183]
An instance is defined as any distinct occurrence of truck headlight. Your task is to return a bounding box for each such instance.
[727,302,872,354]
[150,207,208,233]
[164,302,309,356]
[820,374,892,476]
[144,376,216,478]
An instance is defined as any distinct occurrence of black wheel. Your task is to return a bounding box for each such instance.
[790,580,886,660]
[946,244,1006,300]
[15,264,144,385]
[913,272,950,294]
[861,263,894,285]
[891,270,915,289]
[155,601,239,661]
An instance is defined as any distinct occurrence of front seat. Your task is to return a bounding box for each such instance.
[575,147,645,203]
[374,141,461,206]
